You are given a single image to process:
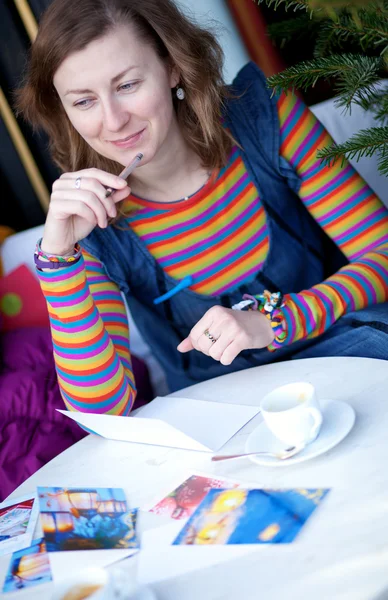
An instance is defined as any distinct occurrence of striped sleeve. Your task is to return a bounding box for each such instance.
[37,250,136,414]
[270,92,388,348]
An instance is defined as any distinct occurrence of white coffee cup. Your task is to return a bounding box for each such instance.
[51,568,107,600]
[51,566,158,600]
[260,382,323,446]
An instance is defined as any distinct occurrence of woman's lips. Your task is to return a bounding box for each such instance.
[109,128,145,148]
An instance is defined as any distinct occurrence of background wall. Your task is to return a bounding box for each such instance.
[175,0,249,83]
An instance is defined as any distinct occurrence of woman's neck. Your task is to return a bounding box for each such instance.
[128,124,210,203]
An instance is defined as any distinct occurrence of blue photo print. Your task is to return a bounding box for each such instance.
[2,537,52,593]
[38,487,139,552]
[173,488,330,545]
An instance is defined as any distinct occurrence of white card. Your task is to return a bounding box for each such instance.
[49,548,137,583]
[0,494,39,557]
[58,397,260,453]
[138,522,257,585]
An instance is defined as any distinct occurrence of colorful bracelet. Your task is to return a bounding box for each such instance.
[34,238,82,270]
[232,290,287,344]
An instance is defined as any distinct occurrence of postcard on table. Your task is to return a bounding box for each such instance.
[0,494,39,557]
[37,487,139,582]
[2,537,52,594]
[58,397,260,452]
[173,488,330,545]
[145,473,241,520]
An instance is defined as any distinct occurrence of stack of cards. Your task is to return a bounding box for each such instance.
[0,487,138,593]
[0,476,330,593]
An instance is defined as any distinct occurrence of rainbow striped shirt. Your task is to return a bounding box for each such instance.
[124,148,267,295]
[37,92,388,414]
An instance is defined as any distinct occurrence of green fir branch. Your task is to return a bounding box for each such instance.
[256,0,311,13]
[308,0,386,11]
[327,10,388,55]
[346,84,388,121]
[332,57,384,109]
[258,0,388,174]
[267,54,382,95]
[313,21,342,57]
[256,0,387,18]
[377,155,388,176]
[317,127,388,175]
[366,89,388,123]
[306,6,388,58]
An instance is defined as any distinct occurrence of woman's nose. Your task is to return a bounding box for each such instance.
[103,99,129,133]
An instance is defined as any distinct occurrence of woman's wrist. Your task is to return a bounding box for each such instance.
[34,238,82,271]
[256,310,276,346]
[232,289,287,347]
[40,239,75,257]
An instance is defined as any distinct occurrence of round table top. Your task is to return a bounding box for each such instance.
[2,357,388,600]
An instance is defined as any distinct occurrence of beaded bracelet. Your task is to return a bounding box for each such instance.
[34,238,82,270]
[232,290,287,344]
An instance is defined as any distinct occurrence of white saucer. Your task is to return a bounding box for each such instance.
[245,399,355,467]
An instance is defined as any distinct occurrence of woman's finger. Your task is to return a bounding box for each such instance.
[195,327,224,356]
[51,189,108,228]
[219,340,243,366]
[60,167,128,191]
[176,337,194,353]
[208,332,234,361]
[186,312,219,349]
[54,177,129,219]
[49,198,98,226]
[111,185,131,205]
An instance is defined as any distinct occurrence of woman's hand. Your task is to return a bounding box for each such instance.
[177,306,275,365]
[41,168,130,256]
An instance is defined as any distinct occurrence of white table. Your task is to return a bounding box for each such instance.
[1,357,388,600]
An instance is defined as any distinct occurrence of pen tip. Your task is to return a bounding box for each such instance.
[137,152,143,160]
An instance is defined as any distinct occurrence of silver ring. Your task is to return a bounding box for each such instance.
[75,177,82,189]
[204,328,218,344]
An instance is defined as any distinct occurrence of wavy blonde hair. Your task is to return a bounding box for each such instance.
[16,0,234,179]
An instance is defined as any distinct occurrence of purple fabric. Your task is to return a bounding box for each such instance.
[0,327,153,501]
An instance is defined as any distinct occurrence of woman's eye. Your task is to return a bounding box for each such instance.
[74,99,94,108]
[118,81,138,92]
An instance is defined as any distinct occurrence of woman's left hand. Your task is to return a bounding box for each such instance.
[177,306,275,365]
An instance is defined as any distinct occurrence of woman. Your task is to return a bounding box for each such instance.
[17,0,388,415]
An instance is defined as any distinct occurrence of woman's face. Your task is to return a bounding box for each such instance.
[53,24,179,167]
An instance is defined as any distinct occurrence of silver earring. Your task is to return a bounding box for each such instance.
[176,86,185,100]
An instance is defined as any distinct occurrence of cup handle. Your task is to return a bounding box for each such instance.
[307,407,323,439]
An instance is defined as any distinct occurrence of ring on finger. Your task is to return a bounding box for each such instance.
[203,328,218,344]
[75,177,82,189]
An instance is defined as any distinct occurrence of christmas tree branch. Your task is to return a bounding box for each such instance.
[257,0,388,175]
[317,127,388,175]
[267,54,382,96]
[333,57,384,109]
[256,0,311,13]
[361,87,388,123]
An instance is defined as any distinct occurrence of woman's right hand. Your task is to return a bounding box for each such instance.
[41,168,130,256]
